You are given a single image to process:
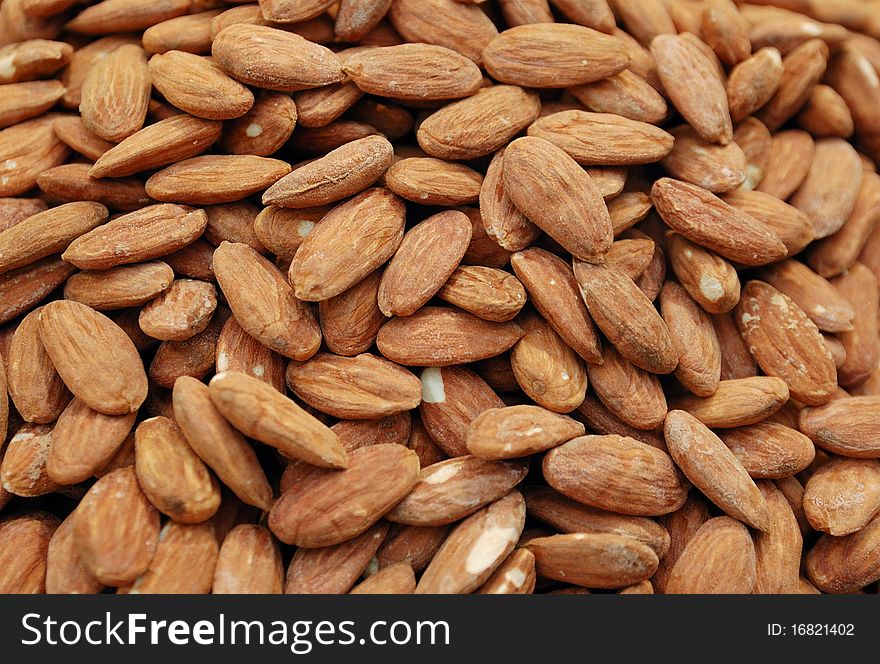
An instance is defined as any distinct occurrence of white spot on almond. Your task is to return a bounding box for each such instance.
[420,367,446,403]
[464,525,518,576]
[699,274,724,302]
[424,463,459,485]
[245,123,263,137]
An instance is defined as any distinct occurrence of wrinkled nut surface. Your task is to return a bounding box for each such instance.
[1,0,879,597]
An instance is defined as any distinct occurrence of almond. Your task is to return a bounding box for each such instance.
[417,85,541,160]
[722,189,815,257]
[263,135,393,208]
[803,457,880,536]
[47,398,135,485]
[208,370,347,469]
[569,69,667,125]
[0,257,75,325]
[543,434,688,516]
[63,203,207,269]
[377,306,524,366]
[38,300,148,415]
[527,533,659,590]
[755,129,815,199]
[79,43,150,142]
[528,110,674,166]
[72,466,160,586]
[134,416,221,523]
[799,396,880,459]
[806,512,880,593]
[215,316,286,391]
[213,524,283,594]
[269,444,419,547]
[416,490,525,594]
[172,376,273,511]
[377,210,472,316]
[318,269,385,357]
[718,422,815,479]
[221,90,298,156]
[735,280,838,406]
[665,517,756,594]
[832,262,880,388]
[45,514,104,594]
[0,512,59,593]
[63,261,174,311]
[1,423,60,497]
[669,376,789,428]
[129,522,218,594]
[652,178,787,266]
[758,39,829,132]
[483,23,627,88]
[212,24,343,92]
[573,261,676,374]
[467,405,585,460]
[290,188,406,301]
[478,148,540,252]
[661,125,746,193]
[0,115,70,197]
[286,352,421,419]
[664,410,770,531]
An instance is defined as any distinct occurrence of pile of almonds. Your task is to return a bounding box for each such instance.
[2,0,880,596]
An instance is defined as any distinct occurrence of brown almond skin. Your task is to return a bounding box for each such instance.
[832,263,880,388]
[757,259,854,333]
[286,352,422,419]
[524,486,670,557]
[148,50,253,120]
[63,204,207,270]
[586,344,668,431]
[1,424,60,497]
[652,495,711,593]
[138,278,217,342]
[7,308,71,423]
[664,410,771,531]
[263,135,394,209]
[146,155,291,205]
[758,39,829,132]
[64,261,174,311]
[483,23,628,88]
[385,158,483,206]
[416,490,525,594]
[134,416,221,524]
[669,377,789,428]
[216,316,286,392]
[209,370,347,469]
[38,300,148,416]
[736,280,838,406]
[799,396,880,459]
[718,422,815,480]
[723,190,816,258]
[666,233,740,314]
[651,34,732,144]
[0,258,76,326]
[419,365,505,458]
[290,188,406,302]
[173,376,273,511]
[222,91,298,156]
[0,201,107,275]
[528,110,674,166]
[212,24,343,92]
[417,85,541,161]
[319,269,385,357]
[574,261,677,374]
[45,515,104,594]
[270,444,419,547]
[90,114,221,179]
[343,43,482,101]
[36,163,152,212]
[73,467,160,586]
[386,455,528,526]
[351,562,417,595]
[727,48,783,122]
[479,149,540,252]
[543,434,688,516]
[511,311,586,413]
[0,115,70,198]
[661,125,745,193]
[437,265,526,322]
[213,524,283,594]
[253,205,327,262]
[652,178,787,266]
[378,210,472,317]
[569,69,667,125]
[665,517,757,594]
[575,394,666,450]
[803,458,880,536]
[79,44,150,142]
[128,522,218,594]
[510,248,602,364]
[47,398,136,485]
[467,405,585,460]
[213,241,321,361]
[753,481,802,594]
[713,312,758,381]
[285,522,388,594]
[756,129,815,200]
[378,306,524,367]
[806,512,880,594]
[377,524,450,574]
[0,513,59,593]
[527,533,659,590]
[790,138,863,239]
[660,281,721,397]
[389,0,498,66]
